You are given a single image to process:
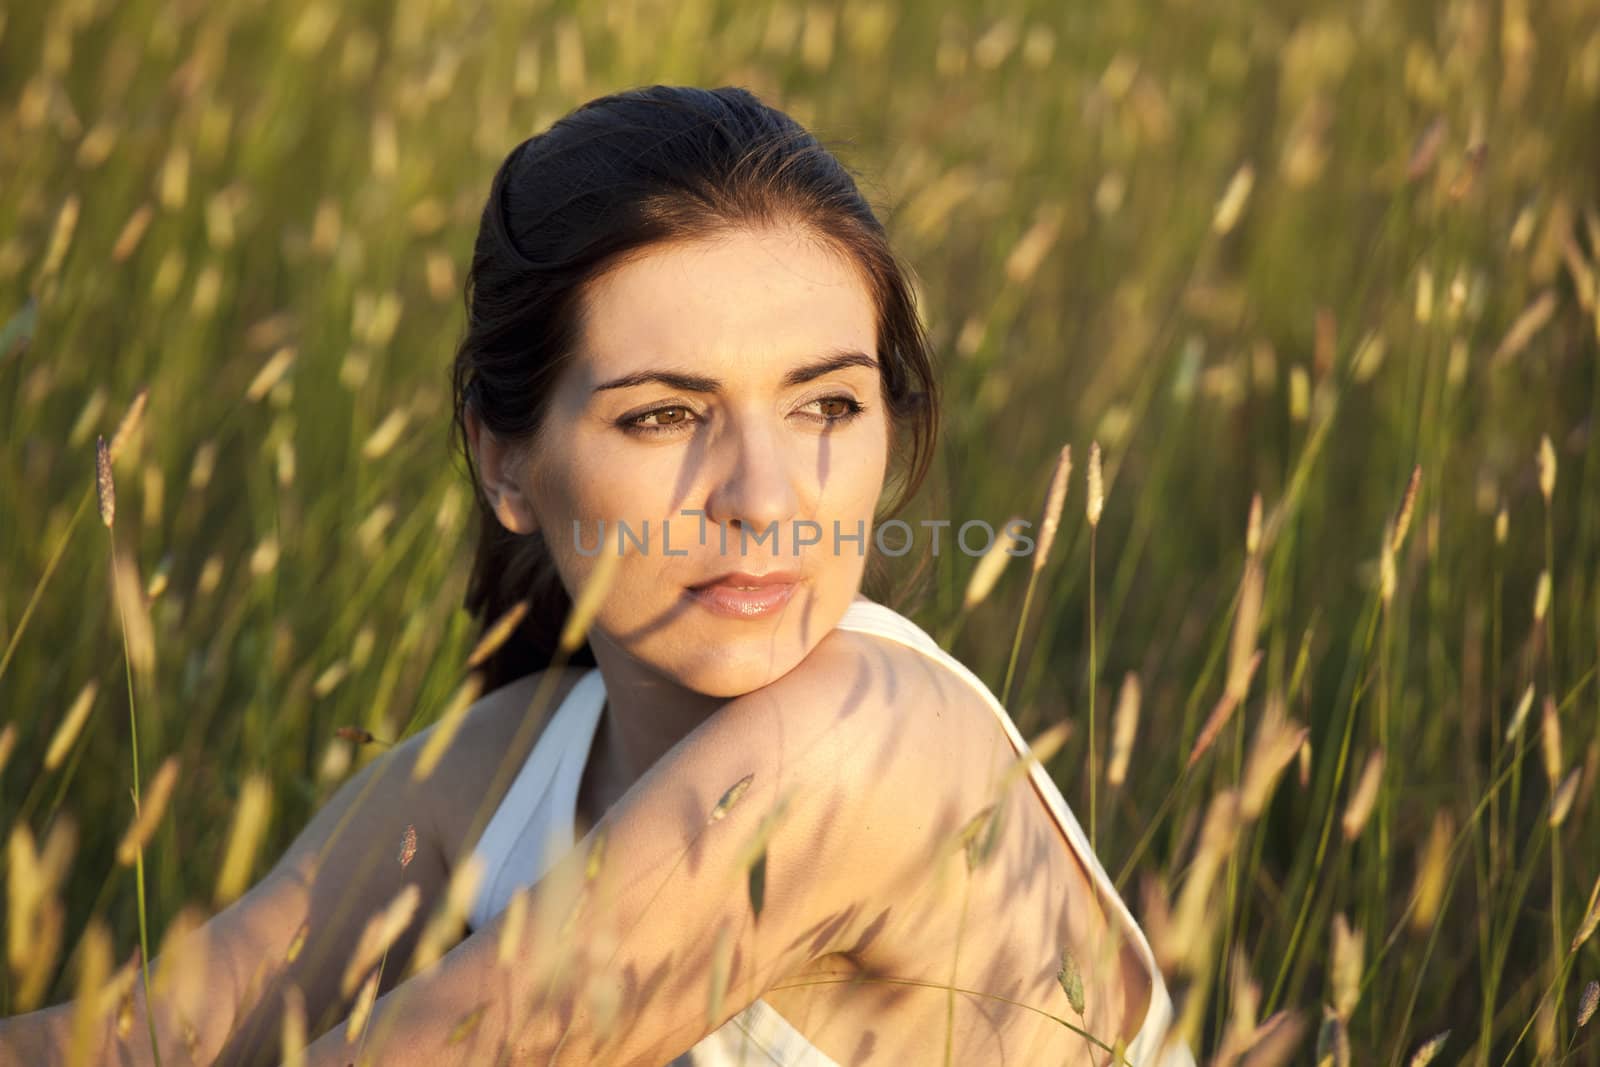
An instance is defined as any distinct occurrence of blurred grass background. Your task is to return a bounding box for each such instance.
[2,0,1598,1062]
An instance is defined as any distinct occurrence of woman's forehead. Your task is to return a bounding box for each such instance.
[575,229,879,387]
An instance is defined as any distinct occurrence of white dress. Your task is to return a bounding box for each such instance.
[465,596,1196,1066]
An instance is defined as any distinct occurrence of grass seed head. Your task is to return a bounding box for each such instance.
[116,755,180,864]
[1341,749,1385,841]
[281,985,307,1067]
[44,681,99,771]
[1549,767,1581,826]
[1505,684,1536,743]
[1107,672,1141,788]
[1033,444,1072,573]
[95,436,115,527]
[1577,981,1598,1030]
[1392,466,1421,552]
[215,774,272,905]
[1538,432,1556,501]
[466,598,531,669]
[1405,1030,1450,1066]
[965,515,1024,606]
[1086,441,1104,527]
[1329,914,1363,1020]
[1540,695,1562,784]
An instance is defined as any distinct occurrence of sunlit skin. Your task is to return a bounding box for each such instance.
[469,221,891,803]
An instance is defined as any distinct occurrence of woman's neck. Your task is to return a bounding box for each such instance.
[582,632,730,805]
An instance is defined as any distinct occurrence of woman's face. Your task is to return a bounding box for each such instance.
[484,224,891,697]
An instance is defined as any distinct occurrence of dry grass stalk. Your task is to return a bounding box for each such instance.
[1056,945,1085,1015]
[116,755,180,864]
[108,386,149,462]
[1549,767,1581,826]
[1167,789,1241,971]
[559,543,622,653]
[1406,117,1446,181]
[1505,684,1536,743]
[1028,719,1072,767]
[215,774,272,905]
[1391,466,1421,552]
[466,599,531,669]
[1032,444,1072,574]
[398,824,417,869]
[1540,695,1562,785]
[1232,1009,1306,1067]
[67,918,112,1067]
[0,722,15,779]
[706,924,734,1028]
[1341,749,1384,841]
[1226,561,1264,702]
[1577,980,1598,1030]
[7,819,76,1010]
[112,552,156,675]
[413,672,486,781]
[964,515,1024,608]
[1212,163,1255,234]
[149,906,208,1025]
[709,773,755,823]
[497,889,527,967]
[111,203,154,262]
[1086,442,1104,527]
[1316,1010,1350,1067]
[1189,560,1264,769]
[341,883,422,997]
[1405,1029,1449,1065]
[1569,871,1600,953]
[1328,914,1362,1020]
[1409,810,1454,931]
[345,968,380,1045]
[1240,704,1307,820]
[361,408,410,459]
[410,855,485,976]
[281,985,308,1067]
[40,194,80,278]
[1533,569,1551,623]
[1490,290,1556,366]
[1537,432,1556,502]
[44,680,99,771]
[95,436,115,527]
[1107,672,1141,788]
[245,346,296,402]
[311,661,348,698]
[1245,492,1262,556]
[1003,204,1065,284]
[1213,947,1261,1066]
[1379,523,1397,605]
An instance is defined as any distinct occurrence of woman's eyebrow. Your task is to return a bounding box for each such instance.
[591,349,879,394]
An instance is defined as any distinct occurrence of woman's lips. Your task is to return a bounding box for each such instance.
[683,579,798,619]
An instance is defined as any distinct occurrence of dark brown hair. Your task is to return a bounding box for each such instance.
[451,84,941,692]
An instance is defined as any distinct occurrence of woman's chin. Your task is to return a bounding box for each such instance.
[674,644,812,699]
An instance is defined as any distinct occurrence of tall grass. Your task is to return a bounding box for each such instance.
[1,0,1598,1062]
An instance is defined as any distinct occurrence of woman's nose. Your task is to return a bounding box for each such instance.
[703,418,801,547]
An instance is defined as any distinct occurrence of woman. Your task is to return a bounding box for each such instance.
[1,85,1192,1066]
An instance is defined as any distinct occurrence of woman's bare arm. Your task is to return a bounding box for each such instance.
[295,628,998,1067]
[0,706,475,1067]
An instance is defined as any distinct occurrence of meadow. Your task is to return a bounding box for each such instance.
[2,0,1598,1062]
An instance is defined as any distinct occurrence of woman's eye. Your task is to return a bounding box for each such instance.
[625,405,696,435]
[806,395,866,423]
[642,406,689,426]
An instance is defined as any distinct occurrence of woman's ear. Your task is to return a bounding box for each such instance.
[466,411,541,536]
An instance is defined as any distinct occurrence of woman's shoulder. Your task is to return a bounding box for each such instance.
[810,597,1001,721]
[767,600,1009,780]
